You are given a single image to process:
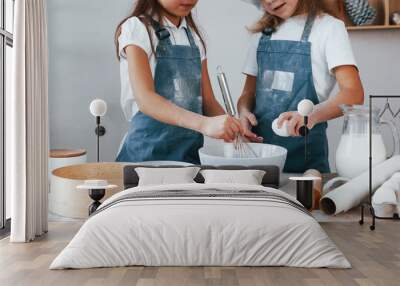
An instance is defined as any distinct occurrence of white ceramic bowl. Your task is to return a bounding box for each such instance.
[199,143,287,172]
[137,161,194,166]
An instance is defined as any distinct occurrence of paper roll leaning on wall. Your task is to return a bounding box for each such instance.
[320,155,400,215]
[372,173,400,217]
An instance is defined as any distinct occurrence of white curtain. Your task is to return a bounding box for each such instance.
[7,0,49,242]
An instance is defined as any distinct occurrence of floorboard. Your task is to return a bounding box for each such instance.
[0,220,399,286]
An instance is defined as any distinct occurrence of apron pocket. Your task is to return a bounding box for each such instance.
[260,70,294,93]
[271,70,294,92]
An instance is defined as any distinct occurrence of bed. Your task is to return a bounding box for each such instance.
[50,165,350,269]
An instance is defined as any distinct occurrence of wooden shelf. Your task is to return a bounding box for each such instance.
[347,24,400,30]
[324,0,400,31]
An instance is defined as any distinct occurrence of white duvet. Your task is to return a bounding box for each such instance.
[50,183,350,269]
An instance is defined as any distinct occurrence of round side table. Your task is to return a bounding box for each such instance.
[77,180,118,215]
[289,176,322,210]
[50,163,124,218]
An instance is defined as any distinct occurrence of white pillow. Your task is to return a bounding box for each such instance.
[136,167,201,186]
[200,169,266,185]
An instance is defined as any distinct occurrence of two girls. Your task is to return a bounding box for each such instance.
[238,0,364,172]
[116,0,365,173]
[115,0,243,164]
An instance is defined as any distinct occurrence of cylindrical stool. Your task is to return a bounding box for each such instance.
[49,149,87,177]
[49,149,87,218]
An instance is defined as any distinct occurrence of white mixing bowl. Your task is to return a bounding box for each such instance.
[136,161,193,166]
[199,143,287,172]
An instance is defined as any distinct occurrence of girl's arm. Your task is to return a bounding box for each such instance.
[278,65,364,136]
[237,75,264,142]
[310,65,364,124]
[238,75,256,115]
[125,45,242,141]
[200,60,225,116]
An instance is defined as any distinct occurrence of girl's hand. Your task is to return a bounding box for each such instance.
[239,110,263,143]
[200,115,244,142]
[277,111,316,137]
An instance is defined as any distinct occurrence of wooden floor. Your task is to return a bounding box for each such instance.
[0,220,399,286]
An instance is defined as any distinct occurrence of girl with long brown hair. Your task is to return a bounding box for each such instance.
[237,0,364,173]
[116,0,243,164]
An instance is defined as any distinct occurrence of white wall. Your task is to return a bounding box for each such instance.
[47,0,132,162]
[47,0,400,169]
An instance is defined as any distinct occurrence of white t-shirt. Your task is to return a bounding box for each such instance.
[119,16,206,121]
[243,14,357,102]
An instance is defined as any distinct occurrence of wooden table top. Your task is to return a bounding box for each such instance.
[50,149,87,158]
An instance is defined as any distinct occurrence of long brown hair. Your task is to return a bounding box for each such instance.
[115,0,206,60]
[250,0,328,33]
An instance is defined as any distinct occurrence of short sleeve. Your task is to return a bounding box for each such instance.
[118,17,152,59]
[324,20,357,73]
[242,33,261,76]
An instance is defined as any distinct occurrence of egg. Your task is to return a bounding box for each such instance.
[272,118,290,137]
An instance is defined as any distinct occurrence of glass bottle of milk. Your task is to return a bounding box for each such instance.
[335,105,399,179]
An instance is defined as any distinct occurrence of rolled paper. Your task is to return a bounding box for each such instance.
[304,169,323,210]
[320,155,400,215]
[372,172,400,218]
[373,173,400,205]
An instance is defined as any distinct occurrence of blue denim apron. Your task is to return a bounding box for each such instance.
[116,19,203,164]
[254,15,330,173]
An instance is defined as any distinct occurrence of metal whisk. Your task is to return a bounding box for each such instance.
[217,66,258,158]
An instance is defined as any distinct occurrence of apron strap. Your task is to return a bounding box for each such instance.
[184,27,197,48]
[146,16,173,45]
[260,14,316,43]
[300,14,316,42]
[259,27,275,47]
[261,27,275,40]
